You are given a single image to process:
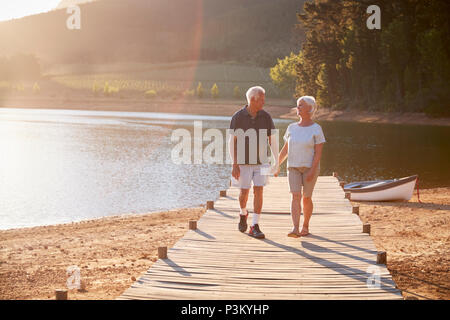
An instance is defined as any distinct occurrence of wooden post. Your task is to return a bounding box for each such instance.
[158,246,167,259]
[363,223,371,235]
[352,205,360,215]
[377,251,387,264]
[345,192,351,200]
[332,172,338,178]
[340,181,346,188]
[189,220,197,230]
[206,201,214,210]
[220,190,227,197]
[55,289,68,300]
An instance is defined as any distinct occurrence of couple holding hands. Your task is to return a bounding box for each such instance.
[229,86,325,239]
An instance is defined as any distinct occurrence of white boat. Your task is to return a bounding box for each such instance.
[344,175,418,201]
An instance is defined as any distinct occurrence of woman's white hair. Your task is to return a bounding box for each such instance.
[246,86,265,104]
[297,96,316,114]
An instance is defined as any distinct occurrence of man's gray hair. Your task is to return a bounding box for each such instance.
[246,86,265,104]
[297,96,316,114]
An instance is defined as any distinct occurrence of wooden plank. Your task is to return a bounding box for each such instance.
[119,176,402,300]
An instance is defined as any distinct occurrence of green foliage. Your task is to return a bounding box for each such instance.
[196,82,204,98]
[103,81,110,96]
[233,86,241,99]
[108,86,119,96]
[32,82,40,94]
[13,83,25,92]
[183,89,195,98]
[210,83,219,99]
[103,82,119,96]
[270,52,301,97]
[293,0,450,116]
[92,81,100,96]
[145,89,157,98]
[51,62,279,99]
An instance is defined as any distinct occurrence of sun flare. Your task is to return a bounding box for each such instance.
[0,0,61,22]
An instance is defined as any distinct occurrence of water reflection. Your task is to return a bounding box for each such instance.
[0,108,448,230]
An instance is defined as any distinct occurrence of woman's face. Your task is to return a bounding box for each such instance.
[296,100,312,118]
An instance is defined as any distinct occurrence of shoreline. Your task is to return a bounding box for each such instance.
[1,96,449,126]
[0,187,448,300]
[0,207,206,300]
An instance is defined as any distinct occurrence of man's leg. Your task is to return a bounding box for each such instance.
[237,165,252,232]
[239,188,250,211]
[252,186,263,225]
[248,166,266,239]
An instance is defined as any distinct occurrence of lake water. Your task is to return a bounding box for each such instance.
[1,108,449,230]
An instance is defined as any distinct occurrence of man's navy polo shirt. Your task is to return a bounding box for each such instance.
[229,105,275,165]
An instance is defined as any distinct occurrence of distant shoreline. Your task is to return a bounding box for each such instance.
[1,96,449,126]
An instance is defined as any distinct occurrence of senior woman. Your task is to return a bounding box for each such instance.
[276,96,326,237]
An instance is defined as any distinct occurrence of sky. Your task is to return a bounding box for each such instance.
[0,0,61,22]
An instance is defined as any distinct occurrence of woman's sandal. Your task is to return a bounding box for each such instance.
[299,228,310,237]
[288,230,301,238]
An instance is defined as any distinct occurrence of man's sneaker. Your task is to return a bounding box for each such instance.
[249,224,265,239]
[238,214,248,233]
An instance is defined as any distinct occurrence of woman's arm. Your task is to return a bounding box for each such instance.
[274,141,288,176]
[278,141,288,166]
[306,143,324,181]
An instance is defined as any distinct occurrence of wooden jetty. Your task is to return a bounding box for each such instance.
[119,176,402,300]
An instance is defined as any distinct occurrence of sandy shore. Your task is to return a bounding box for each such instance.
[353,187,450,300]
[1,188,448,300]
[0,208,205,300]
[1,96,449,126]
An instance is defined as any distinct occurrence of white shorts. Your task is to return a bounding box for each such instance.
[236,164,269,189]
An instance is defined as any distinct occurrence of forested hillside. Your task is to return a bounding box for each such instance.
[0,0,305,67]
[290,0,450,116]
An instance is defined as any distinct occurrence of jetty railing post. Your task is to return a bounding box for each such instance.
[363,223,371,235]
[345,192,351,200]
[189,220,197,230]
[332,172,338,178]
[55,289,68,300]
[206,201,214,210]
[340,181,346,189]
[158,246,167,259]
[220,190,227,197]
[377,251,387,264]
[352,205,360,215]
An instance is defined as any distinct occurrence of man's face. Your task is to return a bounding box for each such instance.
[253,93,265,111]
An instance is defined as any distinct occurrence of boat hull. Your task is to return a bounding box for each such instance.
[345,175,417,201]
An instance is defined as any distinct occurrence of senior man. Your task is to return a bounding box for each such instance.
[228,86,279,239]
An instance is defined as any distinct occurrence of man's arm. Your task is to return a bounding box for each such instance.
[228,134,240,180]
[268,133,279,175]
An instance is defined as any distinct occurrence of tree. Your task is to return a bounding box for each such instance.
[270,52,301,97]
[32,82,40,95]
[210,83,219,99]
[196,82,204,98]
[233,86,241,99]
[292,0,450,115]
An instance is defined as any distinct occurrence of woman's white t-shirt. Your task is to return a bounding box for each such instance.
[283,122,326,168]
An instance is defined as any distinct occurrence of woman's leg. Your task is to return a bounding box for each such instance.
[290,192,302,233]
[301,196,313,235]
[300,166,319,236]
